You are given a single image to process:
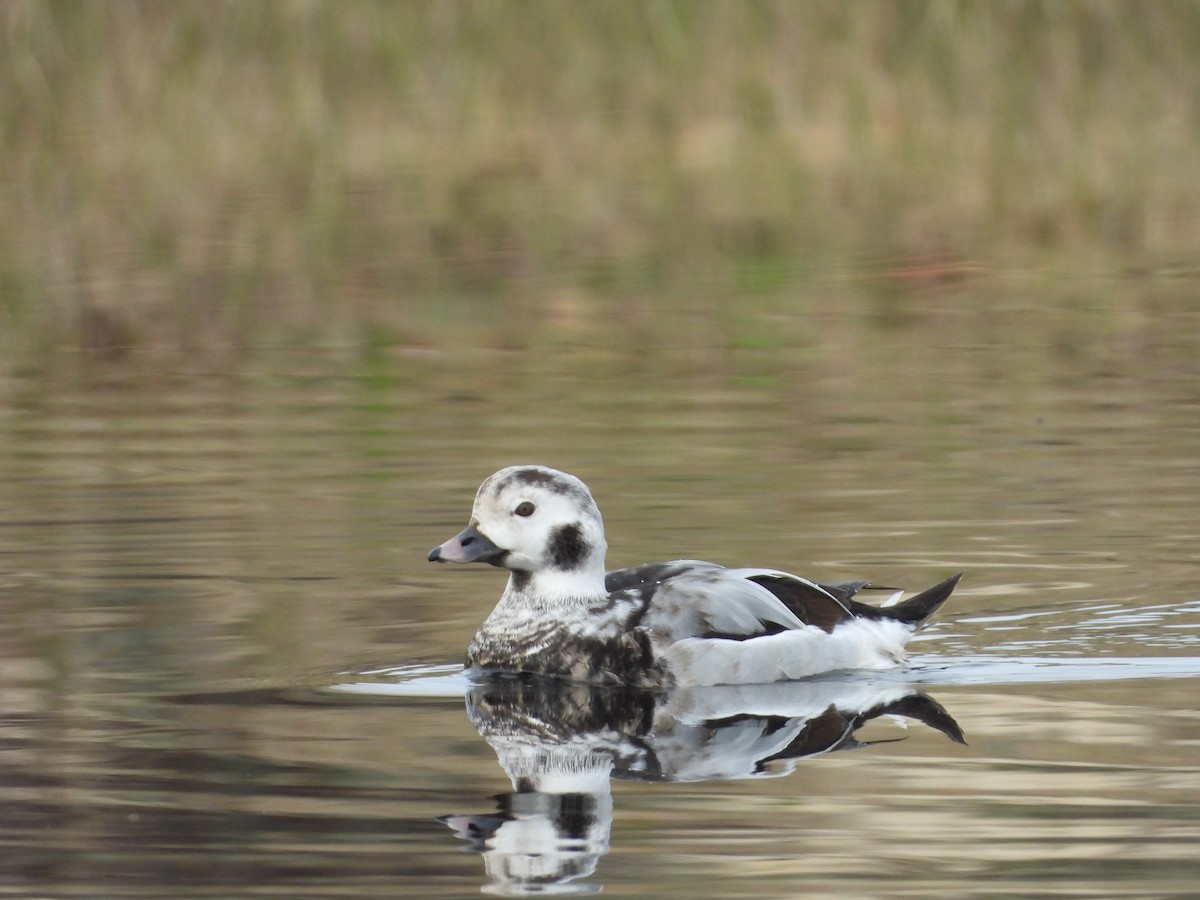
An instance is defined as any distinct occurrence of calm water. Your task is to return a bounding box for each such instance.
[3,300,1200,897]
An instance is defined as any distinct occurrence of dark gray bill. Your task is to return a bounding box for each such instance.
[427,524,507,565]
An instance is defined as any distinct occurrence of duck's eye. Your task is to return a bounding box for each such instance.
[514,501,536,517]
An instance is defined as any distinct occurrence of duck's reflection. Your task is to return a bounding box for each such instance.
[440,678,964,896]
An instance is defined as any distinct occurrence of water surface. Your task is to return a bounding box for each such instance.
[2,308,1199,897]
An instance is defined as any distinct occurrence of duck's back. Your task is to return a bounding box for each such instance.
[604,562,961,686]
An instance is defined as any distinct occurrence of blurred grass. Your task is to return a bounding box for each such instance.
[2,0,1199,358]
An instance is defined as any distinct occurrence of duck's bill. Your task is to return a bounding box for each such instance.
[427,524,507,565]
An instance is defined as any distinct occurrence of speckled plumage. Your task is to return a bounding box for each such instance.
[428,465,962,687]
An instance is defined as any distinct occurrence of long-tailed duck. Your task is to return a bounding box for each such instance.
[428,465,961,687]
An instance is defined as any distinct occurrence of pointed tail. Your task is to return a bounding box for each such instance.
[868,572,962,627]
[862,693,967,745]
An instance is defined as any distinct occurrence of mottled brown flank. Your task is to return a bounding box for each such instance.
[468,627,667,688]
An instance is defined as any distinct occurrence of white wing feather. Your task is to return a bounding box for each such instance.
[638,566,847,641]
[640,570,812,641]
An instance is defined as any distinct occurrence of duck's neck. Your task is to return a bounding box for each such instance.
[504,565,609,608]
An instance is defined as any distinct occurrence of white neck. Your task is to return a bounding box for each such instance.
[507,565,608,604]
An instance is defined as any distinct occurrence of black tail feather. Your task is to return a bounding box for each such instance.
[850,572,963,626]
[864,693,967,745]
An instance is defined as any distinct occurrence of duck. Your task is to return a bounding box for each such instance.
[427,465,962,688]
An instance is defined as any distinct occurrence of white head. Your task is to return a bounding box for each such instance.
[428,466,608,598]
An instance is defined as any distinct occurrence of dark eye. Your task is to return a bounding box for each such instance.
[514,501,535,517]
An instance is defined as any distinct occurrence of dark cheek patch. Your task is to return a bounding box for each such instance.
[548,523,587,570]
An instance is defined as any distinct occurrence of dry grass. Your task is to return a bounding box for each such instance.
[2,1,1199,357]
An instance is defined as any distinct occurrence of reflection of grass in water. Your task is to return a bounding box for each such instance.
[2,3,1199,357]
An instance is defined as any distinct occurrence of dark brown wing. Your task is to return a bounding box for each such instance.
[744,574,855,634]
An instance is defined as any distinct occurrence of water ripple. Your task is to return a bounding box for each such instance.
[908,654,1200,685]
[328,650,1200,701]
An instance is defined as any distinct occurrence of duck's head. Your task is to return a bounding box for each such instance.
[428,466,608,593]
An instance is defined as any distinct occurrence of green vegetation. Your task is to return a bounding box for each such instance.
[2,1,1199,357]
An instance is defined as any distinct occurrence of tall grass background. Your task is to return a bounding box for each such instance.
[2,1,1199,360]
